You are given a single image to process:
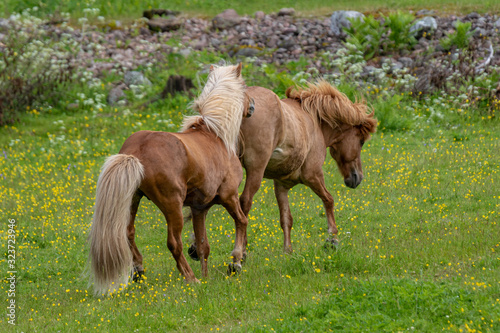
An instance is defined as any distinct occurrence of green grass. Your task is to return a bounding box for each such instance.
[1,54,499,331]
[1,0,499,20]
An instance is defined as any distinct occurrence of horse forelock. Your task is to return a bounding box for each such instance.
[287,80,377,132]
[182,64,246,155]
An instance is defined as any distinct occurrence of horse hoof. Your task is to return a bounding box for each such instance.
[188,244,200,261]
[325,237,341,250]
[227,263,242,276]
[132,269,145,282]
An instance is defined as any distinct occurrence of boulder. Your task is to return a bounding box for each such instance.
[278,8,296,17]
[147,18,182,32]
[212,9,241,30]
[254,11,265,20]
[494,18,500,29]
[410,17,437,39]
[330,10,365,37]
[107,86,127,106]
[124,71,152,87]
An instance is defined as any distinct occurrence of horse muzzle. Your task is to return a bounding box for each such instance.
[344,170,363,189]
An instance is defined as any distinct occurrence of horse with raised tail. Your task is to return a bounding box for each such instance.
[88,63,251,295]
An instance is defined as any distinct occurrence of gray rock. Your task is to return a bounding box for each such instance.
[361,65,377,79]
[0,19,9,32]
[391,61,404,72]
[124,71,152,87]
[473,28,487,37]
[330,10,365,36]
[416,9,435,16]
[494,18,500,28]
[179,48,192,57]
[410,16,437,39]
[108,86,127,106]
[212,9,241,30]
[278,8,296,17]
[278,38,296,50]
[255,11,265,20]
[210,38,221,47]
[398,57,414,68]
[234,47,260,58]
[147,18,183,32]
[465,12,480,20]
[267,36,279,48]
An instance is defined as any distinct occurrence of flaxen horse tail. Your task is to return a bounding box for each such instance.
[88,154,144,296]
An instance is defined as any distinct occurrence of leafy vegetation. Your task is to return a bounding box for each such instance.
[344,12,419,60]
[385,11,417,52]
[440,20,474,51]
[344,16,386,60]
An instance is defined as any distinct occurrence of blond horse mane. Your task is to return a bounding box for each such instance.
[286,80,377,136]
[182,64,246,155]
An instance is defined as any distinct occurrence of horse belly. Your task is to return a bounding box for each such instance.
[264,147,305,181]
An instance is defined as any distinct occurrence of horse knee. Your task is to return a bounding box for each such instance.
[167,238,183,258]
[239,196,251,215]
[323,195,334,209]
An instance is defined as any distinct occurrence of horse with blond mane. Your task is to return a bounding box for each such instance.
[237,80,377,252]
[88,63,251,295]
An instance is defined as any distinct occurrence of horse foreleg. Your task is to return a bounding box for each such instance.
[274,180,294,253]
[161,199,199,283]
[239,167,266,217]
[128,192,144,282]
[221,195,249,274]
[191,208,211,278]
[304,173,339,246]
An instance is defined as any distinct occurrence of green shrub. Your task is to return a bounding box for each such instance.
[385,11,417,52]
[344,12,418,60]
[440,21,473,51]
[344,16,387,60]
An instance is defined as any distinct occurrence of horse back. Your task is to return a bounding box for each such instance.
[119,130,237,205]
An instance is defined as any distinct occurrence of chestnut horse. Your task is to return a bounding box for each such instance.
[239,81,377,252]
[88,63,251,295]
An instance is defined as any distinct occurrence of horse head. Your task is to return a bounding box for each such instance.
[328,115,377,188]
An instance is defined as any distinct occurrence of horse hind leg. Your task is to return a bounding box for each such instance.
[240,167,266,217]
[191,208,211,277]
[274,180,294,253]
[127,192,145,282]
[159,197,199,283]
[221,192,249,275]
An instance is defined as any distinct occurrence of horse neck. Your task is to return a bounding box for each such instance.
[320,121,351,147]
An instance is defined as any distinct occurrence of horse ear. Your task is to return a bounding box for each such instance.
[209,65,214,72]
[235,63,242,77]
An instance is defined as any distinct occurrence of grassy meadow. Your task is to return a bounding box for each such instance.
[1,54,499,331]
[1,0,500,21]
[1,1,500,332]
